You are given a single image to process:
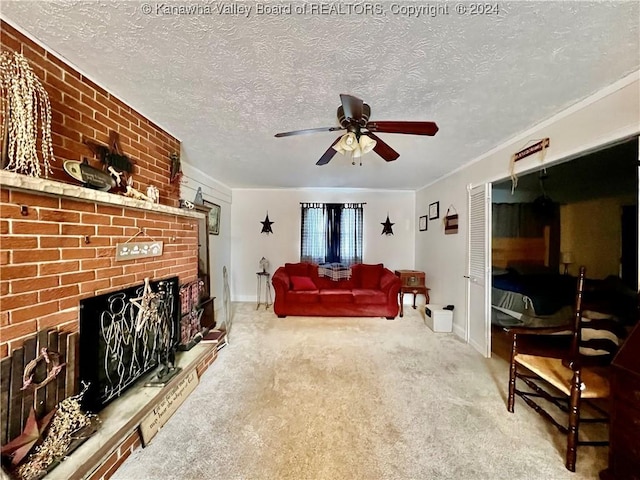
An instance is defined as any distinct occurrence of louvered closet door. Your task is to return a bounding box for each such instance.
[467,183,491,357]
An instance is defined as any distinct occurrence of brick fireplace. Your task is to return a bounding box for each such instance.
[1,20,217,479]
[0,20,196,355]
[0,181,199,357]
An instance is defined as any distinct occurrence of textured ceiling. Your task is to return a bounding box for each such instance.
[2,1,638,189]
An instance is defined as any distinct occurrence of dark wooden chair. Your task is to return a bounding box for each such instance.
[506,266,626,472]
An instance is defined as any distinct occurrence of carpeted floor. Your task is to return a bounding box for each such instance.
[112,303,607,480]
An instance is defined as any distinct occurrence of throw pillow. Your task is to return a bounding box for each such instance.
[359,263,384,289]
[290,276,317,291]
[285,263,311,277]
[580,311,627,361]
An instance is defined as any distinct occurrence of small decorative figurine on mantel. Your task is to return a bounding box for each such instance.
[146,185,159,203]
[122,175,152,202]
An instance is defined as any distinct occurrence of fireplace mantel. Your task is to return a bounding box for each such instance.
[0,170,202,220]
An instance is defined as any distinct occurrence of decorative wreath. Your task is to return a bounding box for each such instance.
[21,348,66,391]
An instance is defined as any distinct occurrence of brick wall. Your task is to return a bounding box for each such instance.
[0,22,198,357]
[0,21,181,206]
[0,188,199,357]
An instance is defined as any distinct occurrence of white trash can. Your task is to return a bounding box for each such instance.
[425,304,453,333]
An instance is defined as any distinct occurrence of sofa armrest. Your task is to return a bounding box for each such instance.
[380,268,401,294]
[272,267,290,294]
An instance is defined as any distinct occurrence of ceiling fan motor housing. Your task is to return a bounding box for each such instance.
[338,104,370,130]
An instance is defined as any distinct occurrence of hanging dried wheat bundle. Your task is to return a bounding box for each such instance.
[13,386,99,480]
[0,51,54,177]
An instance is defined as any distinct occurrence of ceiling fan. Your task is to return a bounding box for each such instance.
[274,94,439,166]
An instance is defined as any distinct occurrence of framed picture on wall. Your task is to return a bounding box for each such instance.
[204,201,220,235]
[419,215,428,231]
[429,201,439,220]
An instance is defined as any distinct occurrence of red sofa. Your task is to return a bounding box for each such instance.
[272,262,401,319]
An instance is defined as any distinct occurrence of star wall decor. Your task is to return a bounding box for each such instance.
[83,130,134,192]
[381,214,394,235]
[261,212,274,234]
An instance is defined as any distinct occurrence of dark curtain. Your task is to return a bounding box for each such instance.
[300,203,364,265]
[300,203,326,264]
[492,202,561,269]
[493,203,550,237]
[545,203,561,269]
[326,204,342,263]
[340,203,363,265]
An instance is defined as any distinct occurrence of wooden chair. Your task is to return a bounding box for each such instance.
[506,266,626,471]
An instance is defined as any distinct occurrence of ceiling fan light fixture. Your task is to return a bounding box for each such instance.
[355,134,376,158]
[352,134,376,161]
[333,132,358,155]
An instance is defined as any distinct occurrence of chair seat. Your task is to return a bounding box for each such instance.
[515,354,610,399]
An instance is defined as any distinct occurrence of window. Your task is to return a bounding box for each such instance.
[300,203,364,265]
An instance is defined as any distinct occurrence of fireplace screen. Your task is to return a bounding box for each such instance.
[79,277,179,412]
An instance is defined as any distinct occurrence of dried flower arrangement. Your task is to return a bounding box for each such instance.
[12,387,99,480]
[0,51,55,177]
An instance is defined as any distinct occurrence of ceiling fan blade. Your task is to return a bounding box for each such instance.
[275,126,344,138]
[366,133,400,162]
[340,94,364,122]
[316,137,341,166]
[367,121,439,136]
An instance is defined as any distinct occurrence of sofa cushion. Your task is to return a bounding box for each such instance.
[357,263,384,289]
[285,262,313,277]
[352,288,387,305]
[290,276,317,291]
[286,290,320,303]
[319,289,354,304]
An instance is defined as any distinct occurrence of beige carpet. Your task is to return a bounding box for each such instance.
[113,303,607,480]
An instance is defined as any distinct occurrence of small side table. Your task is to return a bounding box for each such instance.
[256,271,272,310]
[399,286,430,318]
[394,270,430,318]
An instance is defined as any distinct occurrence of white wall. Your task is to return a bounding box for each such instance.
[415,72,640,340]
[180,158,232,314]
[230,189,415,301]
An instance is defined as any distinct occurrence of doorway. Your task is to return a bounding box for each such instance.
[489,138,639,359]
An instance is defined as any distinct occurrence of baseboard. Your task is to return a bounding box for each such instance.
[453,323,466,341]
[234,295,255,303]
[234,296,419,305]
[468,337,489,357]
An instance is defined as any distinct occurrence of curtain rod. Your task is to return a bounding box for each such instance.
[299,202,367,206]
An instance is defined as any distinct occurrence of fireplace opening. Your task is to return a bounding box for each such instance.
[79,277,180,412]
